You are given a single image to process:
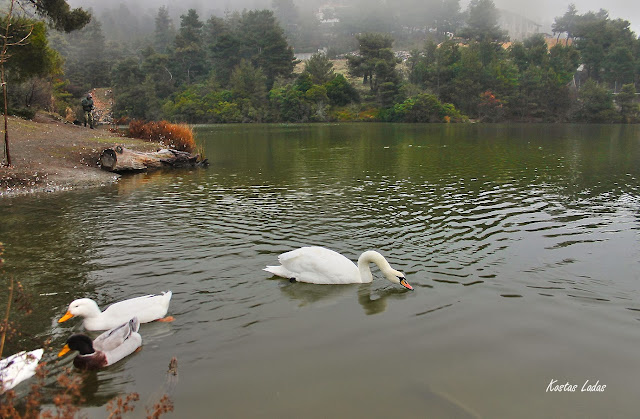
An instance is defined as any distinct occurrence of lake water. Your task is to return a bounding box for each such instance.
[1,123,639,417]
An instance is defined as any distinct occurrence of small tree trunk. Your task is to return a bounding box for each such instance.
[1,1,13,166]
[99,146,207,173]
[2,71,10,166]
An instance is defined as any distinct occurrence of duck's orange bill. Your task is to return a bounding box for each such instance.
[58,311,74,323]
[58,344,71,357]
[400,278,413,290]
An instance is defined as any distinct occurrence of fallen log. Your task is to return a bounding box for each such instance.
[99,146,208,173]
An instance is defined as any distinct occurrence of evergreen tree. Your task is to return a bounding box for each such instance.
[548,43,580,82]
[231,60,267,104]
[347,32,401,102]
[324,74,359,106]
[434,0,463,38]
[449,45,484,116]
[552,4,578,44]
[111,57,146,119]
[230,60,268,121]
[54,18,111,90]
[154,6,175,54]
[459,0,508,43]
[173,9,206,85]
[603,45,635,87]
[3,18,61,83]
[616,84,639,122]
[575,79,618,122]
[206,15,240,86]
[304,52,334,85]
[570,9,637,85]
[271,0,299,43]
[237,10,295,89]
[141,50,175,103]
[20,0,91,33]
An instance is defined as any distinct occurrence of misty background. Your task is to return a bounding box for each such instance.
[489,0,640,35]
[66,0,639,47]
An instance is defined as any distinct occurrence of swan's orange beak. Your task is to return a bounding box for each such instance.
[58,344,71,357]
[58,311,74,323]
[400,278,413,290]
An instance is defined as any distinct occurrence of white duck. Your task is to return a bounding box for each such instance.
[264,246,413,290]
[58,291,173,331]
[0,348,43,392]
[58,317,142,370]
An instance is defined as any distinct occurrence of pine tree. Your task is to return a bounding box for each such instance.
[20,0,91,33]
[172,9,206,85]
[154,6,175,54]
[304,52,334,85]
[237,10,295,89]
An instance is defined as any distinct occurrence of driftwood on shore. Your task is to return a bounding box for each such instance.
[99,146,208,173]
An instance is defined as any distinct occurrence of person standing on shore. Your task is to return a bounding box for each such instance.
[81,93,94,129]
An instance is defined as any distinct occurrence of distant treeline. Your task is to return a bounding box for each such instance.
[2,0,639,123]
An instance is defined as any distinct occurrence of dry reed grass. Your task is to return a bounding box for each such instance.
[128,120,196,153]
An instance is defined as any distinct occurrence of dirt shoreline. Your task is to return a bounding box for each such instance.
[0,113,163,198]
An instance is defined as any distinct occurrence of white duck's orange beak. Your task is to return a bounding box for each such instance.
[58,311,74,323]
[400,278,413,290]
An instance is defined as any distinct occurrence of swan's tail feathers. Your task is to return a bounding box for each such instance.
[264,265,293,279]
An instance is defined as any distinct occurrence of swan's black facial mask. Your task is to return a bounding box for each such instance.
[398,276,413,290]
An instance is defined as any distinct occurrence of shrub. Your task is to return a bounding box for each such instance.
[478,90,505,122]
[382,93,466,123]
[325,74,359,106]
[574,80,619,123]
[209,101,242,123]
[6,107,36,120]
[128,120,196,152]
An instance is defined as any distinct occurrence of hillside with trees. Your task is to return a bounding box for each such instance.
[1,0,639,126]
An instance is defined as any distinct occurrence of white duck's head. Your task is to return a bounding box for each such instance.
[58,298,101,323]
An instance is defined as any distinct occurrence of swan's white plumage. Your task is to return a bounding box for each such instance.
[0,349,43,392]
[59,291,172,331]
[265,246,412,289]
[268,247,361,284]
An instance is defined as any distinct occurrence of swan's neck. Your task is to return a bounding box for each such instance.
[357,251,392,283]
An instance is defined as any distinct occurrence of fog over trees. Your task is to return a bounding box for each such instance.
[66,0,640,36]
[2,0,638,125]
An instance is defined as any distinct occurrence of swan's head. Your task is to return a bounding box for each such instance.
[58,298,101,323]
[384,269,413,290]
[360,251,413,290]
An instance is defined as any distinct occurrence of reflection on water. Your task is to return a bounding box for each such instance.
[276,280,409,316]
[1,123,640,417]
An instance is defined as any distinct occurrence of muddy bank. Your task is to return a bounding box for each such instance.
[0,113,163,197]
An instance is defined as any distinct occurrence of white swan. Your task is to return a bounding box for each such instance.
[58,317,142,370]
[58,291,173,331]
[264,246,413,290]
[0,348,43,392]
